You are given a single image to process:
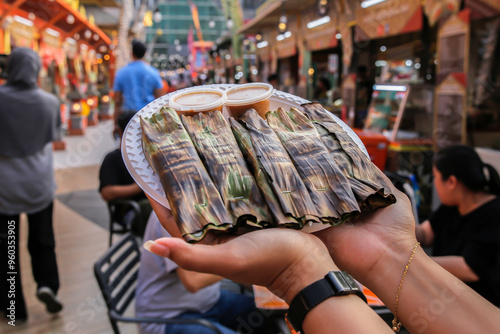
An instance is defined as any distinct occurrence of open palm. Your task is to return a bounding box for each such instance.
[313,185,417,287]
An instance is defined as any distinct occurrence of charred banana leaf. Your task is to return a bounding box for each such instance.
[301,103,396,210]
[181,110,271,229]
[234,109,320,224]
[230,117,303,228]
[141,107,233,242]
[267,107,360,224]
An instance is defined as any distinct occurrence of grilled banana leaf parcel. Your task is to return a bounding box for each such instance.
[229,117,303,229]
[181,110,271,229]
[141,107,233,242]
[267,107,360,224]
[234,109,321,224]
[301,103,396,210]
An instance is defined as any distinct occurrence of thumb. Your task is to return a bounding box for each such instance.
[144,237,237,277]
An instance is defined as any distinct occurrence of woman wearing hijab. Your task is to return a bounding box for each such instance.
[0,48,63,322]
[416,145,500,306]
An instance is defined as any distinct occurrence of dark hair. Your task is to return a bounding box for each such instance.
[132,39,147,59]
[357,65,368,75]
[434,145,500,195]
[117,111,135,132]
[267,73,279,84]
[318,77,331,91]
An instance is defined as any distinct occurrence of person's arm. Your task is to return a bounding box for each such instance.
[113,91,123,128]
[368,245,497,334]
[145,228,392,334]
[176,267,223,293]
[431,256,479,282]
[100,183,142,202]
[154,88,163,99]
[415,220,435,247]
[314,185,500,334]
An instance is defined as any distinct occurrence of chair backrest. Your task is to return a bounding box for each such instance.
[107,199,141,246]
[94,233,140,333]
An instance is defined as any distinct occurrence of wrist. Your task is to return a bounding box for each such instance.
[270,261,339,304]
[368,239,419,311]
[286,270,368,333]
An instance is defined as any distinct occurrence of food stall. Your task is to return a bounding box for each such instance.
[0,0,111,137]
[357,82,434,220]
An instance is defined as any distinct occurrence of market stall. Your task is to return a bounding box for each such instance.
[0,0,111,137]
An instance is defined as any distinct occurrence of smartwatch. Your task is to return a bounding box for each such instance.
[285,271,367,333]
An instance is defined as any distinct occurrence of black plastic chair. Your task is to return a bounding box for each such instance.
[107,199,141,246]
[94,233,223,334]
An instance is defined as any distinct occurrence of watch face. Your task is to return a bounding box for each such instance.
[316,0,329,17]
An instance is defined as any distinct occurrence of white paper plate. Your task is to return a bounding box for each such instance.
[122,84,368,233]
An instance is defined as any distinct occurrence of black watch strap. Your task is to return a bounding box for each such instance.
[286,271,367,333]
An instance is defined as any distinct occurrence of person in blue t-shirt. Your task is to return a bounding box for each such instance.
[113,39,163,134]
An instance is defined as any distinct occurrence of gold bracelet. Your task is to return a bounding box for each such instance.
[392,242,420,333]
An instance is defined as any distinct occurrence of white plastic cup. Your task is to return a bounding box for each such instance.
[169,88,227,116]
[225,83,274,119]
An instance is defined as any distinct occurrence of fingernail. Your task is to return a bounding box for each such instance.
[143,240,155,253]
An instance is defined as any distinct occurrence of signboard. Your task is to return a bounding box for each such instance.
[341,74,356,126]
[364,84,410,142]
[424,0,461,26]
[434,73,467,149]
[9,21,35,48]
[302,6,338,52]
[276,39,297,59]
[328,54,339,73]
[436,10,470,78]
[305,29,338,51]
[355,0,423,41]
[190,41,213,71]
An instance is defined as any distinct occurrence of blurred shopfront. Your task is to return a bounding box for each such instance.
[232,0,500,220]
[0,0,112,138]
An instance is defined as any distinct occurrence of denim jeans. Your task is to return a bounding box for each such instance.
[165,290,260,334]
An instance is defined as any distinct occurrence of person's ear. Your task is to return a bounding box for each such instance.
[447,175,458,189]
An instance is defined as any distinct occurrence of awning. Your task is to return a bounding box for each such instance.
[0,0,111,49]
[237,0,313,35]
[465,0,500,18]
[355,0,423,41]
[276,39,296,59]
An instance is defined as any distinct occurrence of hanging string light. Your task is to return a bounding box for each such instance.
[153,8,162,23]
[279,11,287,34]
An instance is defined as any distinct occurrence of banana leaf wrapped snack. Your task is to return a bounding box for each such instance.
[300,103,396,211]
[141,107,233,242]
[231,109,321,225]
[139,99,395,243]
[267,107,360,224]
[181,110,272,230]
[229,117,304,229]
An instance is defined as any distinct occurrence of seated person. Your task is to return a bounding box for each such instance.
[416,145,500,306]
[313,76,332,103]
[99,111,152,237]
[267,73,279,89]
[136,212,268,334]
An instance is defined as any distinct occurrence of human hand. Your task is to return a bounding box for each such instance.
[313,182,417,289]
[145,228,338,304]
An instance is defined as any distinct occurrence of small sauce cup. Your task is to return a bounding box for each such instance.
[169,88,227,116]
[225,83,274,119]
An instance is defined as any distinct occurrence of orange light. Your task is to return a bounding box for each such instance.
[104,54,110,61]
[87,98,94,106]
[72,103,81,112]
[102,95,110,103]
